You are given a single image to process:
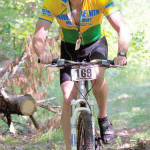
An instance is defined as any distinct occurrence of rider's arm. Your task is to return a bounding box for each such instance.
[33,0,54,64]
[107,11,130,55]
[103,0,130,55]
[32,19,52,64]
[103,0,130,65]
[33,19,51,57]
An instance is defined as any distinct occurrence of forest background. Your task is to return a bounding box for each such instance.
[0,0,150,149]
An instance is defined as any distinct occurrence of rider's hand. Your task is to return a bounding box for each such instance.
[114,56,127,66]
[39,52,52,64]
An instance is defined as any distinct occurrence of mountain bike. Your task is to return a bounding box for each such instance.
[42,58,120,150]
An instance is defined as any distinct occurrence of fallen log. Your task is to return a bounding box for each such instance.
[0,93,36,116]
[0,93,38,132]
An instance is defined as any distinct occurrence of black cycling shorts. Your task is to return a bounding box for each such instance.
[60,36,108,84]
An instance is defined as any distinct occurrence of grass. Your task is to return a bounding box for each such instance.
[108,80,150,128]
[131,131,150,141]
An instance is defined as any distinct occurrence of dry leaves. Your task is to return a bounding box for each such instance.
[5,36,59,101]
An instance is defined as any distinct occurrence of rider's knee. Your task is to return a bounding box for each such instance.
[97,77,106,86]
[61,81,77,105]
[94,67,106,84]
[63,97,72,105]
[92,78,107,91]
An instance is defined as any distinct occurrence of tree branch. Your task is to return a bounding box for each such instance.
[37,97,56,104]
[38,104,61,114]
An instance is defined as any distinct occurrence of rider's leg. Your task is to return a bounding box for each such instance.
[91,67,114,144]
[91,67,108,118]
[61,81,78,150]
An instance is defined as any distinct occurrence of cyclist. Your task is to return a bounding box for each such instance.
[33,0,130,149]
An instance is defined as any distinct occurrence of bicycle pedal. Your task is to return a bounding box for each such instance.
[95,137,104,150]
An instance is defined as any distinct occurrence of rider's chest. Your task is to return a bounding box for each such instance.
[70,9,81,25]
[54,2,102,29]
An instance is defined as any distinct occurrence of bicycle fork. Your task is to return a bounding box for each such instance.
[71,80,95,150]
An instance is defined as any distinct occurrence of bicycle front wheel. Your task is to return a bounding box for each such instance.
[77,111,94,150]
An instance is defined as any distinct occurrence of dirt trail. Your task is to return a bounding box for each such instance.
[0,125,150,150]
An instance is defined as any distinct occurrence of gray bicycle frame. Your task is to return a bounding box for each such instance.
[71,80,95,150]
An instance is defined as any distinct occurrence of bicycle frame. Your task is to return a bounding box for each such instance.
[71,80,95,150]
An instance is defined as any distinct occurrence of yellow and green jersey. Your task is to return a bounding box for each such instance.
[39,0,119,45]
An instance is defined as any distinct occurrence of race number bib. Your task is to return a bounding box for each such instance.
[71,66,97,81]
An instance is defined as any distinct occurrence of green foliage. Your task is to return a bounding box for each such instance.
[131,31,145,50]
[0,0,43,58]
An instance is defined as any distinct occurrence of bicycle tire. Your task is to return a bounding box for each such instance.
[77,111,94,150]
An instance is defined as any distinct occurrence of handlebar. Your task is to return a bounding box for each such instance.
[38,58,122,69]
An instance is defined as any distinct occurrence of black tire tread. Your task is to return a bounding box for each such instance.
[77,111,94,150]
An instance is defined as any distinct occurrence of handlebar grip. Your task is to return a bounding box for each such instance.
[52,58,59,64]
[52,58,66,67]
[109,60,114,65]
[38,58,59,64]
[38,58,40,63]
[98,59,114,67]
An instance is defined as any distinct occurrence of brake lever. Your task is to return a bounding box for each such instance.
[99,60,111,67]
[43,59,66,69]
[43,64,54,70]
[56,59,66,67]
[108,59,125,68]
[109,64,123,68]
[98,60,123,68]
[52,58,59,64]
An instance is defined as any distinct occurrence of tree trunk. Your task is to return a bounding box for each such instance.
[0,93,36,116]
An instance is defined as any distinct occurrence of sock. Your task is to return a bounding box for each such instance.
[98,116,108,124]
